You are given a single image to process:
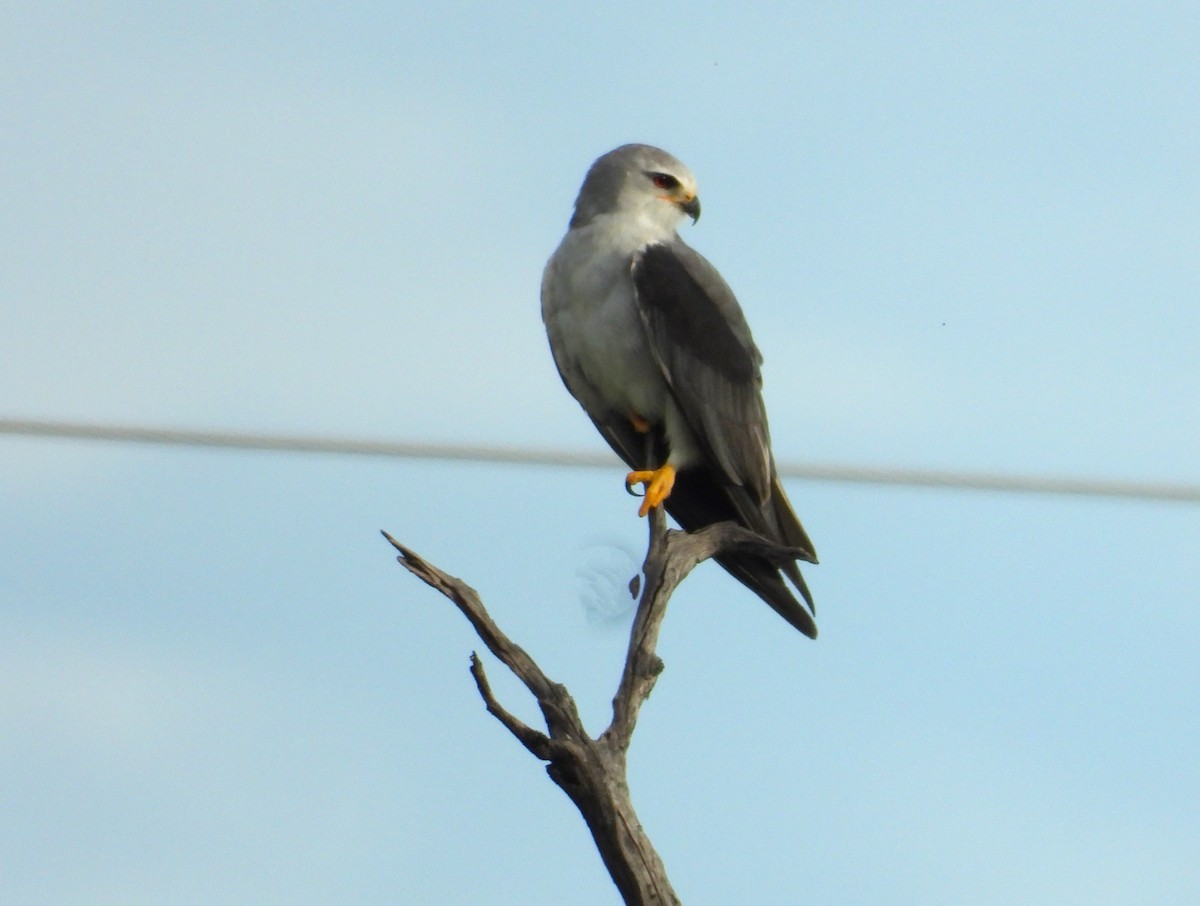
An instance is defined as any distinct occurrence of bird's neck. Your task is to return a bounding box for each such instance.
[585,210,682,253]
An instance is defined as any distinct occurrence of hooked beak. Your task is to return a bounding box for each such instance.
[679,194,701,223]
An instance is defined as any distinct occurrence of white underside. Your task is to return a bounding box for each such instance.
[542,213,703,469]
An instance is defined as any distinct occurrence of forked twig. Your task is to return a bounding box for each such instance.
[383,513,803,905]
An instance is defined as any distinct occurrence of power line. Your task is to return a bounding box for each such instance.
[2,416,1197,505]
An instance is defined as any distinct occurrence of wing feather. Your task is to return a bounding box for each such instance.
[631,241,771,501]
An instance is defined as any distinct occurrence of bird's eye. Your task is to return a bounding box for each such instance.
[649,172,679,190]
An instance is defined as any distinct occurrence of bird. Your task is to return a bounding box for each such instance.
[541,144,819,638]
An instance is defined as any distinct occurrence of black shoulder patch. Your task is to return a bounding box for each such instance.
[633,244,755,383]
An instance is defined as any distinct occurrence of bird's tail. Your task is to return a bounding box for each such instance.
[664,466,819,638]
[770,476,818,565]
[717,553,818,638]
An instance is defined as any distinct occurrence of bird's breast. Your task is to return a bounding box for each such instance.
[543,239,669,425]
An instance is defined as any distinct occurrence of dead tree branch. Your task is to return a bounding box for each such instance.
[382,510,806,905]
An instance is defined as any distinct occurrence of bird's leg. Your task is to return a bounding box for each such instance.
[623,412,674,516]
[624,465,676,518]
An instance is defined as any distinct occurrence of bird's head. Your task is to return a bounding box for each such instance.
[569,144,700,233]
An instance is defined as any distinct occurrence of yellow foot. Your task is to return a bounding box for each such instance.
[624,465,676,517]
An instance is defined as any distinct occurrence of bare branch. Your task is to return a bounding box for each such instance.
[468,652,554,760]
[384,515,798,904]
[605,507,670,749]
[381,530,556,700]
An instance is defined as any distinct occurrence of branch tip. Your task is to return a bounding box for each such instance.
[386,506,693,903]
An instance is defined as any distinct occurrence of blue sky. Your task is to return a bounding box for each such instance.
[2,3,1198,903]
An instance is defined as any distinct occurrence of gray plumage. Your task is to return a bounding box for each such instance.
[542,144,818,637]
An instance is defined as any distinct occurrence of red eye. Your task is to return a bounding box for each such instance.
[650,173,679,190]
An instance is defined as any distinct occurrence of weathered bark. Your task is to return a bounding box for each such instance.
[383,508,808,905]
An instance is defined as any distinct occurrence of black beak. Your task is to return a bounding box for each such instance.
[680,195,701,223]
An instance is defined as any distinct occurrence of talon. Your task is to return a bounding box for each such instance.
[624,465,676,517]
